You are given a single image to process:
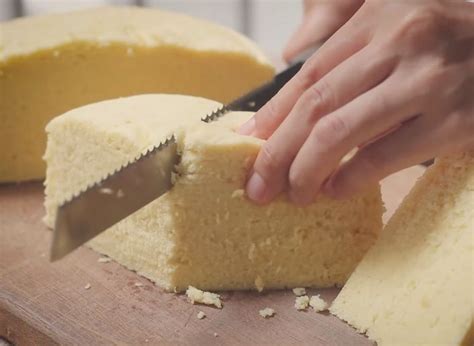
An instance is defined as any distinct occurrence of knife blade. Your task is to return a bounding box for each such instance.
[50,137,178,261]
[50,48,315,261]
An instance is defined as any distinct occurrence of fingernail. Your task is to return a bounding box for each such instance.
[246,172,266,203]
[238,117,255,135]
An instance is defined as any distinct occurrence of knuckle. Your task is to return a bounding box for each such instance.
[420,60,457,97]
[298,59,321,89]
[257,143,284,174]
[255,97,281,137]
[314,114,350,148]
[406,5,440,30]
[265,97,279,120]
[367,43,398,73]
[421,65,445,92]
[395,5,443,43]
[303,80,334,122]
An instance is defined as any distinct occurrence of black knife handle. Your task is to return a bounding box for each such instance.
[227,61,305,113]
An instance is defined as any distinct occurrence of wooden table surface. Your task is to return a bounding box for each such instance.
[0,166,425,345]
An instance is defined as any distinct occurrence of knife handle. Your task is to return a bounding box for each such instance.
[227,62,304,113]
[227,45,320,113]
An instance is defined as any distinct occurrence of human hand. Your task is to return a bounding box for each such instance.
[284,0,364,62]
[239,0,474,205]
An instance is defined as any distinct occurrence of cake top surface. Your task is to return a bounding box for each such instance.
[0,6,270,64]
[45,94,261,150]
[46,94,220,129]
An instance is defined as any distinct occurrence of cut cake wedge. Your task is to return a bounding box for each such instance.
[44,94,384,292]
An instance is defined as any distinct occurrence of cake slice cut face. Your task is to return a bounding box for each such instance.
[330,152,474,346]
[44,94,384,292]
[0,6,274,182]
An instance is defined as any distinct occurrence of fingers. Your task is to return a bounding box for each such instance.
[244,0,474,206]
[283,0,365,62]
[245,46,397,204]
[287,72,420,205]
[283,6,348,63]
[322,58,474,199]
[324,115,448,199]
[239,23,369,140]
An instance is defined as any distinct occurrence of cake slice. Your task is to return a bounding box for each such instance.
[0,6,273,182]
[44,94,384,292]
[330,152,474,345]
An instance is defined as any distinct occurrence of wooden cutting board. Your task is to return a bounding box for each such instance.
[0,166,425,345]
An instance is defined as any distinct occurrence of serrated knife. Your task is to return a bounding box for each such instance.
[50,48,316,261]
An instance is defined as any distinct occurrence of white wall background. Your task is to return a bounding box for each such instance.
[0,0,302,64]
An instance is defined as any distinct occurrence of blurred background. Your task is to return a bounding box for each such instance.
[0,0,303,66]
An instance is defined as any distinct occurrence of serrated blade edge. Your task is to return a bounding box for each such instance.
[50,136,179,261]
[201,105,230,123]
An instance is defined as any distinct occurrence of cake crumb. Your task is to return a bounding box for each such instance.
[309,295,328,312]
[197,311,206,319]
[186,286,222,308]
[134,282,144,287]
[84,283,91,290]
[116,189,125,198]
[295,295,310,310]
[98,256,111,263]
[213,332,218,337]
[259,307,275,318]
[254,276,264,292]
[292,287,306,296]
[99,187,113,194]
[231,189,245,198]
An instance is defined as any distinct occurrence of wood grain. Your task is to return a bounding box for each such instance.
[0,166,425,345]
